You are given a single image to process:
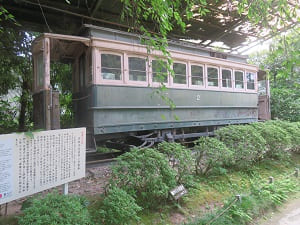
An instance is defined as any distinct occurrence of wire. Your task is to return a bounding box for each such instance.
[206,198,238,225]
[37,0,52,33]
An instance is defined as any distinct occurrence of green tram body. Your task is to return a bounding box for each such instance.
[31,25,269,144]
[74,85,257,136]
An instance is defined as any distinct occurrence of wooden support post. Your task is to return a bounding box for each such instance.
[295,168,299,178]
[235,194,242,203]
[43,38,51,130]
[269,176,274,184]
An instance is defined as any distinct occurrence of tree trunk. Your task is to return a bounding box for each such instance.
[18,79,29,132]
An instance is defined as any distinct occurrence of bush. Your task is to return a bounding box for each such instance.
[271,88,300,122]
[267,120,300,153]
[98,187,142,225]
[250,122,291,159]
[18,192,91,225]
[157,142,194,186]
[215,125,266,167]
[110,148,176,208]
[193,137,233,175]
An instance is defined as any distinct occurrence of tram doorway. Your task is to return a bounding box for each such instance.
[31,34,90,130]
[258,70,271,121]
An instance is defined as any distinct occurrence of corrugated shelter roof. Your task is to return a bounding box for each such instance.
[2,0,299,54]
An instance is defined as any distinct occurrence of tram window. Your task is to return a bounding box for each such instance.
[191,65,204,86]
[152,60,168,83]
[129,57,146,81]
[207,67,219,87]
[222,69,232,88]
[101,54,122,80]
[173,63,186,84]
[235,71,244,89]
[246,72,255,90]
[258,80,266,95]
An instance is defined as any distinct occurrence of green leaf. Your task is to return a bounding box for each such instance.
[24,131,34,139]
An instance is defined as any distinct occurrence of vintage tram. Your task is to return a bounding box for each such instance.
[31,25,270,148]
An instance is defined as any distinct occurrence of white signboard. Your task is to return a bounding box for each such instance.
[0,128,86,205]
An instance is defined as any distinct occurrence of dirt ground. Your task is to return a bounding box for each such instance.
[0,166,111,216]
[258,193,300,225]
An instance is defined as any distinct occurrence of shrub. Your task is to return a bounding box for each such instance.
[215,125,266,167]
[157,142,194,185]
[18,192,91,225]
[267,120,300,153]
[271,87,300,122]
[99,187,142,225]
[250,122,291,159]
[110,148,176,208]
[193,137,233,175]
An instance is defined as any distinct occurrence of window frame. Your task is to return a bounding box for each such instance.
[126,54,149,86]
[99,51,124,84]
[221,67,233,90]
[233,69,245,91]
[171,61,188,88]
[189,62,205,89]
[246,71,257,91]
[94,48,258,93]
[150,57,170,87]
[206,65,220,89]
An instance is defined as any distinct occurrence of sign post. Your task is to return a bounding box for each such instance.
[63,183,69,195]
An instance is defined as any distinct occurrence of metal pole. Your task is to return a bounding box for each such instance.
[5,203,7,216]
[63,183,69,195]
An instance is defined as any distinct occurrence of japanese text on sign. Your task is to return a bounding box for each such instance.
[0,128,86,205]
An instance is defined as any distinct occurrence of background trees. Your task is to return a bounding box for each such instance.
[249,27,300,121]
[0,29,34,133]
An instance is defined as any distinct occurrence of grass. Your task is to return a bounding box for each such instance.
[135,153,300,225]
[96,146,120,153]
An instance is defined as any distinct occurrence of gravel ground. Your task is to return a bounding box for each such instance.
[0,166,112,216]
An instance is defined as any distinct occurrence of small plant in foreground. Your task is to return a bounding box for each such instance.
[187,175,298,225]
[157,142,194,186]
[18,192,91,225]
[98,187,142,225]
[193,137,233,175]
[110,147,176,208]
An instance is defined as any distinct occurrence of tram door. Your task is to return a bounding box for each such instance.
[258,70,271,120]
[32,35,89,131]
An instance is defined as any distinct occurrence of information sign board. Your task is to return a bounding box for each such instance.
[169,184,187,200]
[0,128,86,205]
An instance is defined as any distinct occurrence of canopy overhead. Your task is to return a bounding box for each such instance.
[2,0,299,54]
